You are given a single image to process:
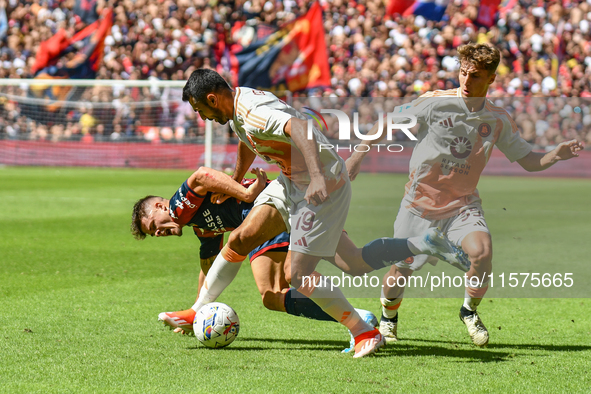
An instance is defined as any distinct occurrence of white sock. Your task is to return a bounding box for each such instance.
[302,275,373,338]
[463,296,481,312]
[463,280,489,312]
[381,296,403,319]
[191,254,242,313]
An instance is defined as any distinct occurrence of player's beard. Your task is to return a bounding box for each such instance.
[216,113,229,124]
[212,109,229,124]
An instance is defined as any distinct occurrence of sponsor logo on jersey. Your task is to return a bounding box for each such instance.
[439,117,454,128]
[450,136,472,159]
[202,209,227,233]
[440,158,471,175]
[478,123,492,138]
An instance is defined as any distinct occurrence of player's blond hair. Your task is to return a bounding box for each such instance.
[457,43,501,74]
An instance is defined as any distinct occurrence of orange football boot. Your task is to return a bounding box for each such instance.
[158,309,196,333]
[353,328,385,358]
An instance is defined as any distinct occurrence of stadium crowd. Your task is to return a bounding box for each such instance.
[1,0,591,148]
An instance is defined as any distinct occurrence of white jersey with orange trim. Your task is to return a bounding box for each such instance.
[230,87,346,189]
[399,88,532,220]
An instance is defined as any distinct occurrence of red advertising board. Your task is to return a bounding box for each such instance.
[1,140,589,178]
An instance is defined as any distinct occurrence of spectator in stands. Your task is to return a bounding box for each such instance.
[0,0,591,146]
[79,107,97,135]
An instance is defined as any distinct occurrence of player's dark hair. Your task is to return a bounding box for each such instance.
[182,69,232,104]
[131,195,160,240]
[457,43,501,74]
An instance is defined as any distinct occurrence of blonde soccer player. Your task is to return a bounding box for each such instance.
[347,43,583,346]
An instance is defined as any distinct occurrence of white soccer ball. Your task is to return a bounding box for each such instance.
[194,302,240,348]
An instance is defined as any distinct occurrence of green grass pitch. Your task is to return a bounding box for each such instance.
[1,166,590,393]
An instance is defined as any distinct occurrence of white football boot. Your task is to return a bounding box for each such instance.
[417,228,471,272]
[460,308,489,346]
[378,316,398,344]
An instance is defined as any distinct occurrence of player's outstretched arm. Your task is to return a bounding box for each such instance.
[232,140,258,182]
[284,117,328,206]
[345,118,387,181]
[517,139,584,172]
[188,166,267,203]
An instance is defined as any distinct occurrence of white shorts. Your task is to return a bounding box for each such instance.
[253,177,291,231]
[253,173,351,257]
[393,203,490,271]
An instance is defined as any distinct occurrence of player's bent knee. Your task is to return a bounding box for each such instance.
[290,275,302,289]
[284,269,292,285]
[467,251,492,279]
[227,228,256,256]
[469,248,493,266]
[462,232,492,264]
[290,270,309,289]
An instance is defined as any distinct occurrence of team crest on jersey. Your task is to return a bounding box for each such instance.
[478,123,491,138]
[450,136,472,159]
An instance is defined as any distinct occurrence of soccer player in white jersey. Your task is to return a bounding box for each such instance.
[347,43,583,346]
[133,167,466,352]
[181,69,386,358]
[180,69,469,357]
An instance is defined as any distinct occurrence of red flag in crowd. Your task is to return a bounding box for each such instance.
[387,0,450,22]
[476,0,502,28]
[229,2,331,92]
[387,0,415,16]
[32,9,112,75]
[29,9,113,114]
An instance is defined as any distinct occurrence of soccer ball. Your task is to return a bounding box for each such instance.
[194,302,240,348]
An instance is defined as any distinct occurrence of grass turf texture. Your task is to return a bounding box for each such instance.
[1,166,590,393]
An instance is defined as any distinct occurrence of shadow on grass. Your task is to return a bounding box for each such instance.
[404,337,591,352]
[187,339,510,362]
[187,337,346,352]
[375,343,512,363]
[188,336,591,362]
